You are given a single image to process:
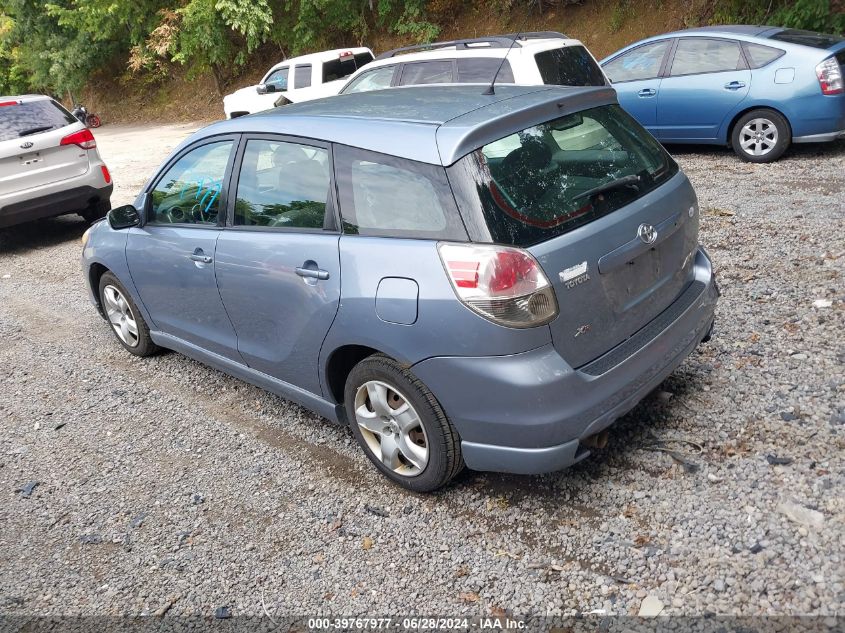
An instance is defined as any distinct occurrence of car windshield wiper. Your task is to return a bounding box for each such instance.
[18,125,53,137]
[573,174,641,202]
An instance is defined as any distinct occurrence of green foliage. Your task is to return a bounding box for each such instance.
[713,0,845,34]
[609,0,632,33]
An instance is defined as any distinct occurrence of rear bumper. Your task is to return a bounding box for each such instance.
[0,183,112,229]
[412,247,718,475]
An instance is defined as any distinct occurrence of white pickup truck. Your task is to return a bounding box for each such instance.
[223,47,374,119]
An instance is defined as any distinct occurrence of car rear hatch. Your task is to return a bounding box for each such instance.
[0,98,90,195]
[448,102,699,369]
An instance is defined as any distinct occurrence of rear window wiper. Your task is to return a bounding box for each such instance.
[572,174,641,202]
[18,125,53,137]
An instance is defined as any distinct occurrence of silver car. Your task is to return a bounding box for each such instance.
[0,94,112,229]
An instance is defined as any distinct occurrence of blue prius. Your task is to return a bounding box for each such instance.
[602,26,845,162]
[81,85,718,491]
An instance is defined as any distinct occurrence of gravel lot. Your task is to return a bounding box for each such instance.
[0,123,843,621]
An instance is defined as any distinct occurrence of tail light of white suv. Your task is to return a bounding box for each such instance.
[438,242,559,328]
[816,57,843,95]
[60,128,97,150]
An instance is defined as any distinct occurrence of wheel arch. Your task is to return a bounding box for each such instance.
[88,262,110,316]
[723,103,793,144]
[323,344,389,410]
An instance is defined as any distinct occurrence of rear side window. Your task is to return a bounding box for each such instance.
[399,61,454,86]
[323,52,374,82]
[334,145,466,240]
[456,58,514,83]
[534,46,606,86]
[0,99,76,142]
[768,29,844,49]
[603,41,671,82]
[294,65,312,89]
[670,38,744,75]
[742,43,785,68]
[234,139,329,229]
[447,104,678,247]
[342,65,396,94]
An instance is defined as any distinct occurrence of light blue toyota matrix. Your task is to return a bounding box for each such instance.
[81,85,718,491]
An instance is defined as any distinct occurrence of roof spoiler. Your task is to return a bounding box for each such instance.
[375,31,568,60]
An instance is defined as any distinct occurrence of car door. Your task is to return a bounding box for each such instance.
[214,136,340,395]
[656,37,751,141]
[602,39,673,134]
[126,136,242,360]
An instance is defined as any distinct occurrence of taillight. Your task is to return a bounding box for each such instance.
[100,165,111,184]
[60,128,96,150]
[0,100,21,107]
[438,242,558,328]
[816,57,843,95]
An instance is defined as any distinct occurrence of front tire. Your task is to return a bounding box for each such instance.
[98,272,158,357]
[731,109,790,163]
[344,354,463,492]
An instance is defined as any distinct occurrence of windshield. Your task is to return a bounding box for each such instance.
[0,99,76,142]
[447,104,678,247]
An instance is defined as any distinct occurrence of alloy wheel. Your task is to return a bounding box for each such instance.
[739,118,778,157]
[354,380,429,477]
[102,284,139,347]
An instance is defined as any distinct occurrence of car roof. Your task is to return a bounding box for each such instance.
[193,84,617,166]
[0,94,52,102]
[670,24,781,37]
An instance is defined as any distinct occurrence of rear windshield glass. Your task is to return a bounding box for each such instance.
[323,52,374,82]
[0,99,76,142]
[447,104,678,247]
[535,46,606,86]
[768,29,845,49]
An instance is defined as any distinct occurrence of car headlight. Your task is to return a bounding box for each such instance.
[81,227,92,248]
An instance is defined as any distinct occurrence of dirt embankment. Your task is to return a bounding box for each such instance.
[81,0,695,125]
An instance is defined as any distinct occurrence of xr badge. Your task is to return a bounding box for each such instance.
[574,324,592,338]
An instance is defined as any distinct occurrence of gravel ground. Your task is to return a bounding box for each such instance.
[0,124,843,620]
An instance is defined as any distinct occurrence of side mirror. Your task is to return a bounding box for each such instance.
[108,204,141,230]
[256,83,276,95]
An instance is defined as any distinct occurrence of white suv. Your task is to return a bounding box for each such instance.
[336,32,608,95]
[223,48,374,118]
[0,95,112,229]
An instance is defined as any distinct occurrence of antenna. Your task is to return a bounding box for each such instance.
[483,33,521,96]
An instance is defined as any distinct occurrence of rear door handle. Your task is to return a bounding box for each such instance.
[724,81,746,90]
[295,266,330,281]
[637,88,657,97]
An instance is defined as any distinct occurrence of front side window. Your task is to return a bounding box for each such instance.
[456,58,514,83]
[742,42,785,69]
[149,141,233,225]
[294,65,312,89]
[334,145,466,240]
[399,61,454,86]
[670,38,744,76]
[447,104,678,247]
[603,41,671,83]
[535,46,606,86]
[234,139,330,229]
[342,66,396,94]
[264,67,289,91]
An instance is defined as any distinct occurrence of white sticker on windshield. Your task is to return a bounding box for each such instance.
[560,261,588,283]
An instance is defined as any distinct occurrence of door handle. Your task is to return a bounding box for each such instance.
[724,81,746,90]
[188,252,213,264]
[637,88,657,97]
[295,266,330,281]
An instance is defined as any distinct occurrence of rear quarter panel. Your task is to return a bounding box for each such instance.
[319,236,552,388]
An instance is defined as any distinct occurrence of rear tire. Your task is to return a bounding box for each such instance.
[344,354,463,492]
[731,109,790,163]
[80,199,110,224]
[98,272,158,357]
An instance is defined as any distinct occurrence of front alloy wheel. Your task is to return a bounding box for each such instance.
[354,380,429,476]
[103,284,139,347]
